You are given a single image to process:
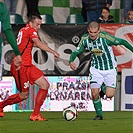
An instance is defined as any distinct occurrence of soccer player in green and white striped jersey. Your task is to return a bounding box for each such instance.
[69,21,133,120]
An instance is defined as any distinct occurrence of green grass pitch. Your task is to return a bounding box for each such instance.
[0,111,132,133]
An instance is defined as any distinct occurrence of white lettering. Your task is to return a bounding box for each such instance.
[57,44,79,71]
[2,41,133,72]
[3,43,80,72]
[24,81,30,88]
[32,43,55,71]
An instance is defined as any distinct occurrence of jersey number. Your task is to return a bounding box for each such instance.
[17,31,23,45]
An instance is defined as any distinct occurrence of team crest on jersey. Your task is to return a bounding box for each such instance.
[91,48,104,56]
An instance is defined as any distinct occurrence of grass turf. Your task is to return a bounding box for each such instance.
[0,111,132,133]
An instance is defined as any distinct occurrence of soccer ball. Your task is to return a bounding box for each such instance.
[63,106,78,121]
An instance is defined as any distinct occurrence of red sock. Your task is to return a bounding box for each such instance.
[32,88,48,116]
[0,93,23,108]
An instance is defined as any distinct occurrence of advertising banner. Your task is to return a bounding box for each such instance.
[2,24,133,76]
[121,69,133,111]
[15,76,114,112]
[0,76,16,112]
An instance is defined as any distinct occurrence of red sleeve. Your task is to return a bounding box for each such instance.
[28,28,38,40]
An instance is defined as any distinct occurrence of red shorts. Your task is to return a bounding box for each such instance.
[10,63,44,92]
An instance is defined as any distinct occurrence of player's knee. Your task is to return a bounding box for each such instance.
[106,88,115,98]
[19,91,29,100]
[106,93,114,98]
[45,82,50,90]
[92,92,99,100]
[24,95,29,99]
[41,82,50,90]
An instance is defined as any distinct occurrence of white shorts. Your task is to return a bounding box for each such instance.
[90,67,117,89]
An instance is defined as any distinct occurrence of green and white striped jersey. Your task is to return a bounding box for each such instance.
[70,31,133,70]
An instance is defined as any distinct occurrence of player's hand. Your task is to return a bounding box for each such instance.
[13,55,22,70]
[53,52,60,59]
[70,62,77,70]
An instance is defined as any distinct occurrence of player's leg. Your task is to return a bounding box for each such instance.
[106,87,115,98]
[0,65,29,117]
[90,68,103,120]
[29,65,49,121]
[104,68,117,99]
[99,82,106,98]
[0,91,29,116]
[30,76,49,121]
[91,87,103,120]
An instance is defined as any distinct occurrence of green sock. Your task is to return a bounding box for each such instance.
[93,97,102,116]
[101,83,106,93]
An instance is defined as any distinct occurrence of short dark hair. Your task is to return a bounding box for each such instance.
[102,7,110,13]
[27,14,42,23]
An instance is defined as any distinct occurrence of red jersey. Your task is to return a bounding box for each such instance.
[17,24,38,66]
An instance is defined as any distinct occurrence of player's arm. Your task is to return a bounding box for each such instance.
[114,38,133,52]
[1,3,21,70]
[33,38,60,59]
[106,0,112,8]
[3,30,21,56]
[3,30,22,70]
[105,32,133,52]
[1,2,21,56]
[108,35,133,53]
[69,40,86,70]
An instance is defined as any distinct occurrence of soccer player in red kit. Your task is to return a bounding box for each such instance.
[0,14,60,121]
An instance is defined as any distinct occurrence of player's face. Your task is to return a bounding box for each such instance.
[88,27,100,40]
[30,18,42,31]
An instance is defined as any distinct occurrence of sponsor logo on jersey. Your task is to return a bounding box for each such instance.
[91,48,104,56]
